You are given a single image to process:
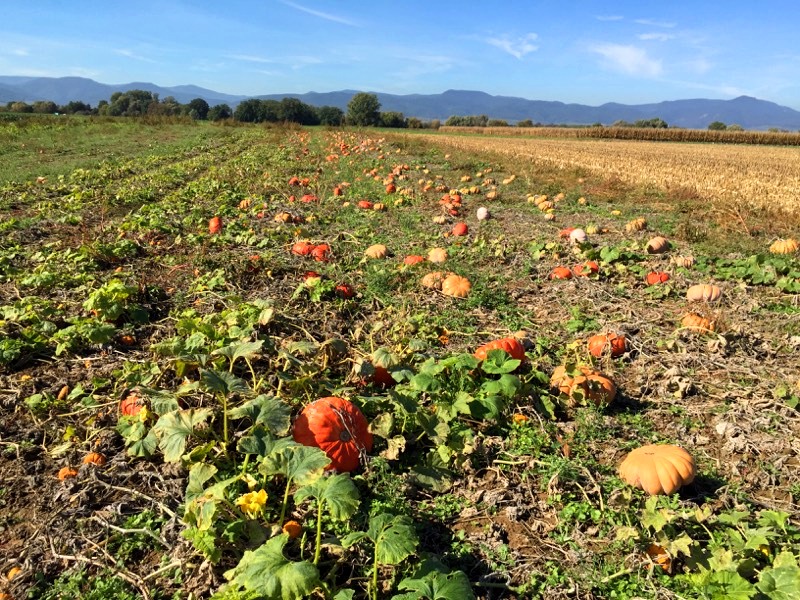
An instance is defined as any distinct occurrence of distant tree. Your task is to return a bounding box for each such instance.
[445,114,488,127]
[60,100,93,114]
[208,103,232,121]
[727,123,744,131]
[317,105,344,126]
[347,92,381,126]
[32,100,58,114]
[278,97,319,125]
[634,117,668,128]
[155,95,182,116]
[708,121,727,131]
[428,119,441,130]
[107,90,158,116]
[187,98,209,120]
[234,99,264,122]
[406,117,423,129]
[487,119,509,127]
[9,101,32,113]
[379,111,406,128]
[517,119,534,127]
[612,119,632,127]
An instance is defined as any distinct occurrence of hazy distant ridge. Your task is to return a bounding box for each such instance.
[2,76,799,130]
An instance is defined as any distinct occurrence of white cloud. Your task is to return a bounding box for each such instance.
[226,54,275,64]
[279,1,359,26]
[634,19,676,28]
[591,43,663,77]
[638,32,675,42]
[486,33,539,59]
[114,49,156,63]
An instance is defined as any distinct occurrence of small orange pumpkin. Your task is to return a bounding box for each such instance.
[283,520,303,539]
[403,255,426,266]
[421,271,448,290]
[474,337,526,362]
[441,274,471,297]
[645,271,670,285]
[427,247,448,263]
[686,284,721,302]
[365,244,388,259]
[119,390,145,417]
[572,261,599,277]
[549,266,573,280]
[293,397,372,472]
[452,222,469,237]
[291,241,315,256]
[680,313,715,333]
[550,365,616,406]
[646,236,669,254]
[208,216,222,235]
[769,238,799,254]
[57,466,78,480]
[357,200,373,210]
[311,244,331,262]
[82,452,107,467]
[625,217,647,233]
[618,444,696,495]
[587,333,627,358]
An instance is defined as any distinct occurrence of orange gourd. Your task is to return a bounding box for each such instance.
[452,222,469,237]
[549,266,573,280]
[208,216,222,234]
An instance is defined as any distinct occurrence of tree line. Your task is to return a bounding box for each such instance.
[1,91,440,128]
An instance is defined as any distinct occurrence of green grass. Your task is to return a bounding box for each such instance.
[0,115,240,184]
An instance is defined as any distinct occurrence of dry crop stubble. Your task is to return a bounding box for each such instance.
[416,134,800,218]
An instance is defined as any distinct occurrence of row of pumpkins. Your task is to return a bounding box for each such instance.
[284,334,695,497]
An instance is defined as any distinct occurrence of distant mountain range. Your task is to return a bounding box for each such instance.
[2,76,800,130]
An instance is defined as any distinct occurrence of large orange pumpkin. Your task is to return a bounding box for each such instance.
[293,397,373,472]
[474,337,526,362]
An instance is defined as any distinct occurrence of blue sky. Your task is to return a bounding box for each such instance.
[2,1,799,108]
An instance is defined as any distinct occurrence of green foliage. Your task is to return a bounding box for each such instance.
[347,92,381,126]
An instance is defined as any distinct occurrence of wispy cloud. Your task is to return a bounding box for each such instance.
[634,19,676,28]
[596,15,624,22]
[12,48,29,56]
[486,33,539,59]
[638,32,675,42]
[114,49,157,63]
[590,43,662,77]
[279,1,359,26]
[226,54,275,64]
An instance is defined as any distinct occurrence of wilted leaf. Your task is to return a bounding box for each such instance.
[152,408,212,462]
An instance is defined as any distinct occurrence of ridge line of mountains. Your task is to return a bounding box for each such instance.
[2,76,800,131]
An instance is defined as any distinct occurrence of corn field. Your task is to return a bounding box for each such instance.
[438,126,800,146]
[414,133,800,216]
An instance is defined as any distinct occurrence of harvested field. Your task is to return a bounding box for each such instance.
[416,133,800,217]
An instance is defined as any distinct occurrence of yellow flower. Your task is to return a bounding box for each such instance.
[235,489,268,519]
[241,473,259,491]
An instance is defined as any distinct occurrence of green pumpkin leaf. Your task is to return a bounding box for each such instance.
[368,513,418,565]
[224,534,320,600]
[200,368,250,396]
[152,408,212,462]
[261,444,330,486]
[394,564,475,600]
[480,349,521,374]
[294,473,360,521]
[228,394,292,435]
[212,340,264,365]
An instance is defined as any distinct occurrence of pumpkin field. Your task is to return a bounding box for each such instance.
[1,118,800,600]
